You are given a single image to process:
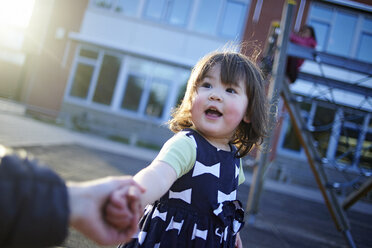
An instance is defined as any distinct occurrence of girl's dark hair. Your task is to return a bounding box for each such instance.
[301,25,317,41]
[168,49,269,158]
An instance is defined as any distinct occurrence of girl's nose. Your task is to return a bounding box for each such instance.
[208,92,222,102]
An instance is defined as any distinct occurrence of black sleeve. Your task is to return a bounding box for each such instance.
[0,154,69,248]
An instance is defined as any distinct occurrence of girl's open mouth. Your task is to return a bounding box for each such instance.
[205,108,222,117]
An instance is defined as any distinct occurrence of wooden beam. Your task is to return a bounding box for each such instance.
[342,177,372,210]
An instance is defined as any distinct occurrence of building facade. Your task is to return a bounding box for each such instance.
[1,0,371,190]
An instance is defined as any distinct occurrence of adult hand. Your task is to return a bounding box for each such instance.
[67,176,144,246]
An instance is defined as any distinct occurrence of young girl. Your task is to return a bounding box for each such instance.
[107,49,268,248]
[286,25,317,83]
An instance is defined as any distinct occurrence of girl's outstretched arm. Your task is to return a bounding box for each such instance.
[134,160,178,207]
[235,232,243,248]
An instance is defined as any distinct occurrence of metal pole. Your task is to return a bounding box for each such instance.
[246,0,296,222]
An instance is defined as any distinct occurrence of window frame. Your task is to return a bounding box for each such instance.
[308,2,372,62]
[65,45,189,123]
[65,45,102,104]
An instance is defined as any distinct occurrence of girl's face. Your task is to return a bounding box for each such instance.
[300,27,312,38]
[191,63,250,146]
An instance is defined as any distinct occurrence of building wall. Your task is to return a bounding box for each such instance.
[60,101,173,146]
[242,0,315,54]
[58,0,253,144]
[0,61,22,99]
[244,0,286,47]
[21,0,88,117]
[75,10,226,67]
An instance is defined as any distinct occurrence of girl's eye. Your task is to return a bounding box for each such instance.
[201,82,212,88]
[226,88,236,94]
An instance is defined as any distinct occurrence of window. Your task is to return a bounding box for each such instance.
[69,47,99,100]
[357,17,372,63]
[93,54,121,105]
[175,82,187,106]
[193,0,249,39]
[67,46,190,121]
[360,118,372,170]
[309,21,329,51]
[115,0,139,15]
[193,0,221,35]
[308,2,372,62]
[144,0,192,26]
[312,105,335,158]
[80,48,98,59]
[281,99,312,153]
[144,0,166,20]
[336,126,358,165]
[68,47,121,107]
[69,64,94,99]
[119,57,188,119]
[92,0,139,16]
[168,0,191,26]
[91,0,250,39]
[327,11,357,57]
[282,120,302,152]
[220,1,247,38]
[146,80,168,118]
[121,75,145,111]
[93,0,114,9]
[279,96,372,171]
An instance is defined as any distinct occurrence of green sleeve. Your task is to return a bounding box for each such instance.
[155,132,245,183]
[155,132,196,178]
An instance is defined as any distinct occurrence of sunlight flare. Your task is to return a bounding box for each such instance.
[0,0,35,29]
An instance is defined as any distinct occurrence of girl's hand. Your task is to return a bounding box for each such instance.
[105,184,145,231]
[68,176,144,245]
[235,232,243,248]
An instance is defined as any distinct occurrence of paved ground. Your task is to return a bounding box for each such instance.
[1,99,372,248]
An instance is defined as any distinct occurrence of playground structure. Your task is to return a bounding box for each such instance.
[246,2,372,248]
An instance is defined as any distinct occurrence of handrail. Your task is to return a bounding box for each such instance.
[287,43,372,76]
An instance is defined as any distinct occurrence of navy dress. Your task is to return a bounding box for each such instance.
[119,129,244,248]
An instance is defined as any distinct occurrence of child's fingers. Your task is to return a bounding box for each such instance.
[130,197,142,215]
[127,185,141,198]
[106,215,131,230]
[105,202,133,230]
[109,186,130,208]
[129,196,143,227]
[127,191,142,213]
[104,184,145,231]
[111,184,144,208]
[105,201,132,218]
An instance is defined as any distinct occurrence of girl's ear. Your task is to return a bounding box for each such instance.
[243,115,250,123]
